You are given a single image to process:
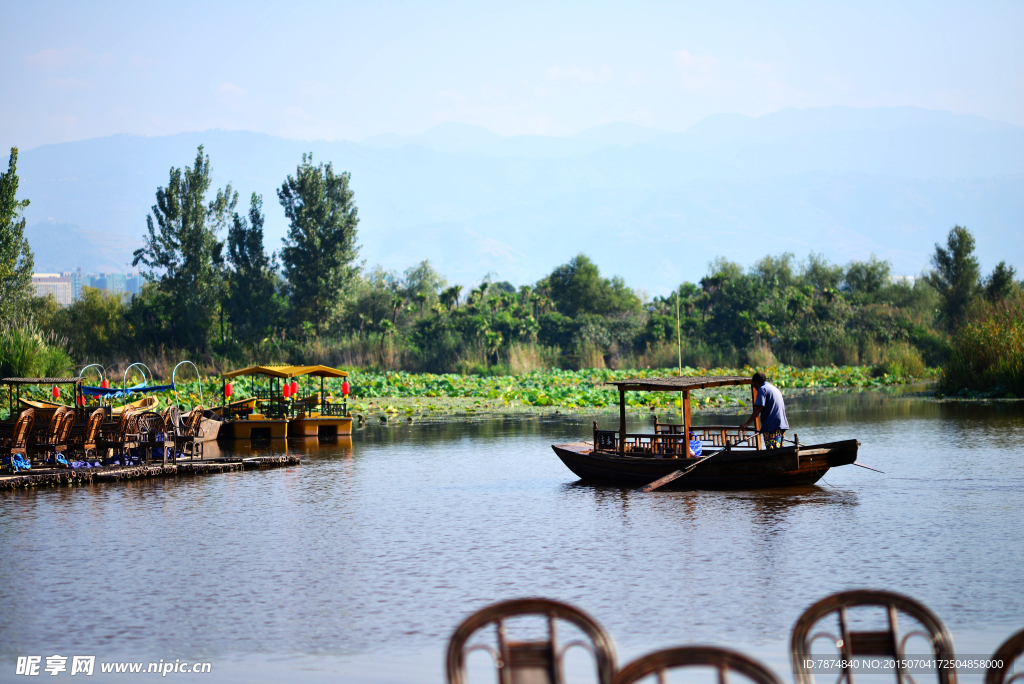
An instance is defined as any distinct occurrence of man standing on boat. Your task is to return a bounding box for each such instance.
[740,372,789,449]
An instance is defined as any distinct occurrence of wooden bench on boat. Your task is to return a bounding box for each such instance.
[552,375,859,490]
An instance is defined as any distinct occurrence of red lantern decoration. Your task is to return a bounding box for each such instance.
[342,381,350,396]
[52,385,60,400]
[282,384,291,399]
[290,381,298,396]
[77,395,85,407]
[100,379,109,389]
[224,382,233,398]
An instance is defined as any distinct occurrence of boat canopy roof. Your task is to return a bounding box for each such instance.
[2,376,83,385]
[221,364,349,380]
[606,375,751,392]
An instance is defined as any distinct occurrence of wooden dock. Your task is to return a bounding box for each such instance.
[0,455,301,489]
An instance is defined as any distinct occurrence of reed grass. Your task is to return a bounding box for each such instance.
[745,341,778,367]
[0,322,74,378]
[941,295,1024,395]
[876,342,927,380]
[505,343,543,374]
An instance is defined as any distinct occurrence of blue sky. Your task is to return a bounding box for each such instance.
[3,0,1022,152]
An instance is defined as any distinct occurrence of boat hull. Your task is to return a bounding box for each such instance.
[288,416,352,438]
[219,418,288,440]
[199,416,222,442]
[551,439,858,489]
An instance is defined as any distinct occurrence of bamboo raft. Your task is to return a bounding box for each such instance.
[0,454,301,489]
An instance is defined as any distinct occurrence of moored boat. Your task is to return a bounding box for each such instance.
[216,365,353,440]
[19,395,158,415]
[551,375,859,490]
[282,366,352,439]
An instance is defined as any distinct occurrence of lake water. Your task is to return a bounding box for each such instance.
[1,391,1022,683]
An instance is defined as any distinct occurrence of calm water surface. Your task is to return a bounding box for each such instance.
[1,391,1022,683]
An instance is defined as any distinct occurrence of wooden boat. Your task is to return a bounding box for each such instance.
[217,413,288,440]
[215,366,294,440]
[218,365,352,440]
[551,375,858,490]
[209,397,258,418]
[282,367,352,438]
[199,413,222,442]
[19,395,158,415]
[289,410,352,438]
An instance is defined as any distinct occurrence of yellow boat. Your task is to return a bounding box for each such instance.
[209,396,258,418]
[219,364,352,440]
[20,395,158,414]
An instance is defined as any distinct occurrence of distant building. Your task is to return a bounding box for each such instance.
[66,269,83,301]
[104,272,127,294]
[32,273,74,306]
[89,274,106,290]
[126,273,142,296]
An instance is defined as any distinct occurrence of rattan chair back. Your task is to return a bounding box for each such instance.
[55,409,77,443]
[446,598,616,684]
[791,590,956,684]
[986,628,1024,684]
[83,409,104,444]
[163,405,181,430]
[613,646,784,684]
[136,412,165,438]
[8,409,35,448]
[111,406,136,440]
[185,405,204,429]
[45,406,69,441]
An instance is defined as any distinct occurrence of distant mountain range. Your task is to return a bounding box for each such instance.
[19,106,1024,293]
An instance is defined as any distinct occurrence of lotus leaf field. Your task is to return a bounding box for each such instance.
[2,365,934,420]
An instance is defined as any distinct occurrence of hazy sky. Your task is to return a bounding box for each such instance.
[2,0,1022,152]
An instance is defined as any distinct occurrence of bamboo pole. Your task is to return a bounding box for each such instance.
[618,387,626,455]
[676,290,683,426]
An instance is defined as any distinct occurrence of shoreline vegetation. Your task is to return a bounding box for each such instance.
[2,147,1021,402]
[2,364,943,423]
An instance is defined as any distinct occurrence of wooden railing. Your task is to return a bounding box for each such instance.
[594,424,764,455]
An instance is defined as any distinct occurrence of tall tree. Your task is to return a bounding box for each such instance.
[983,261,1017,302]
[132,146,236,349]
[926,225,981,325]
[226,193,280,341]
[843,255,891,297]
[0,147,35,324]
[547,253,639,318]
[278,153,360,335]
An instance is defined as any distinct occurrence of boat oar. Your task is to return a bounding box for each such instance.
[853,461,884,473]
[639,434,755,493]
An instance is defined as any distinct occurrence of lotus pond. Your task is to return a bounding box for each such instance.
[1,365,936,421]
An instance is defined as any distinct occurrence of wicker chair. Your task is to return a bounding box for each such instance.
[97,406,139,466]
[68,409,105,462]
[174,406,205,459]
[29,405,69,464]
[162,405,181,430]
[986,628,1024,684]
[613,647,784,684]
[446,598,617,684]
[50,409,78,465]
[791,590,957,684]
[135,411,170,465]
[1,408,35,471]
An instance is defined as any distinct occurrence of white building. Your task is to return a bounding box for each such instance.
[31,273,74,306]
